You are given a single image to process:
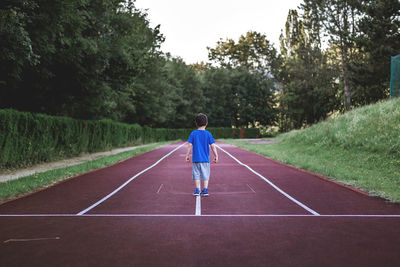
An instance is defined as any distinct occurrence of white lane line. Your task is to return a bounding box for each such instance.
[1,214,400,217]
[195,196,201,216]
[246,184,256,193]
[76,143,186,215]
[216,144,320,216]
[4,237,60,243]
[156,184,164,194]
[199,214,400,218]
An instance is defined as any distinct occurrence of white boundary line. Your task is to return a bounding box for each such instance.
[1,214,400,218]
[195,196,201,216]
[216,144,320,216]
[76,143,186,215]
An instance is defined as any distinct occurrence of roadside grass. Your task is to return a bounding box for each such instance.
[0,141,173,202]
[222,98,400,202]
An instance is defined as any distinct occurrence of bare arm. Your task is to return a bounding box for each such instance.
[185,143,192,162]
[210,143,218,163]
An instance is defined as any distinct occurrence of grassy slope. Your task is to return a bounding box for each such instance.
[223,98,400,202]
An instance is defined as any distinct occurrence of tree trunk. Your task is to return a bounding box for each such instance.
[341,2,352,110]
[341,47,352,110]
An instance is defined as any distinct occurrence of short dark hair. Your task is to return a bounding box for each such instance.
[195,113,208,127]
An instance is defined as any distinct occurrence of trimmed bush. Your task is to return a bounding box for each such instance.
[207,127,259,139]
[0,109,259,169]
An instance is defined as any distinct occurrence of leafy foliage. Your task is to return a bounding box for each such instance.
[278,9,339,131]
[351,0,400,104]
[0,0,165,121]
[200,66,277,128]
[207,31,279,73]
[1,0,398,132]
[205,31,278,128]
[276,0,399,131]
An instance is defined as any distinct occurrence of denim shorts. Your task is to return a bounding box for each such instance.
[192,162,210,181]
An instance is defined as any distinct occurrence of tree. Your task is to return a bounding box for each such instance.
[0,0,167,123]
[232,68,277,127]
[206,31,279,128]
[201,67,276,128]
[190,61,211,74]
[207,31,279,74]
[280,10,307,59]
[278,9,339,131]
[351,0,400,105]
[0,0,39,108]
[200,67,236,127]
[102,1,165,123]
[0,0,118,117]
[302,0,359,110]
[157,56,205,128]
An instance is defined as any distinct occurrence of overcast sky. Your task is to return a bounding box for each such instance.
[134,0,303,64]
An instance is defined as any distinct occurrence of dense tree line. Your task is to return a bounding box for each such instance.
[0,0,276,129]
[1,0,165,123]
[1,0,399,131]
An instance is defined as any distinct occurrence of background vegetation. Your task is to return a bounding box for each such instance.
[2,0,398,132]
[0,0,399,201]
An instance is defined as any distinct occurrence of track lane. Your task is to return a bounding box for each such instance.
[210,143,319,215]
[2,216,400,266]
[82,142,313,216]
[1,142,400,266]
[77,143,188,215]
[2,141,399,217]
[0,143,184,214]
[218,142,400,215]
[201,145,311,215]
[84,152,196,215]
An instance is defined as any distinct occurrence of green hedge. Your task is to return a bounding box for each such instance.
[0,109,259,169]
[207,127,259,139]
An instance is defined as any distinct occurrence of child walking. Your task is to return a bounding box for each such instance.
[185,113,218,196]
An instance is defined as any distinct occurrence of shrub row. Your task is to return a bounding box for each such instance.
[207,127,259,139]
[0,109,259,169]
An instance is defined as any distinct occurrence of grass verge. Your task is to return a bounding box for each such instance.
[0,141,174,202]
[223,99,400,202]
[222,139,400,202]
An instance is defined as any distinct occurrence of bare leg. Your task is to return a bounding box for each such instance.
[203,180,209,188]
[194,179,200,189]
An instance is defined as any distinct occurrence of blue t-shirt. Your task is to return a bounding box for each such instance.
[187,129,215,163]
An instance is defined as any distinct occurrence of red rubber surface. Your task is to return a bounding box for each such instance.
[221,143,400,215]
[1,141,400,266]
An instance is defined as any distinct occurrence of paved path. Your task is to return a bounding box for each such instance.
[1,142,400,266]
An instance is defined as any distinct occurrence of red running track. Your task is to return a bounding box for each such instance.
[1,141,400,266]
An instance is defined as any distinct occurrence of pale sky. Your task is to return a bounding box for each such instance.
[134,0,303,64]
